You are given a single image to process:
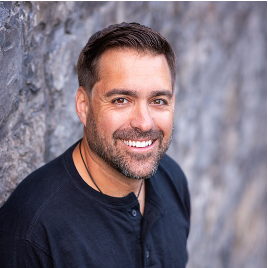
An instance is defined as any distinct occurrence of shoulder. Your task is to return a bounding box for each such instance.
[0,142,77,239]
[157,154,188,190]
[153,154,191,218]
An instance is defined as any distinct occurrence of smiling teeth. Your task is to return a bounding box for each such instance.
[122,140,153,148]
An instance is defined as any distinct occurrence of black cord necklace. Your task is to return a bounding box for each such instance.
[79,141,143,199]
[79,141,102,193]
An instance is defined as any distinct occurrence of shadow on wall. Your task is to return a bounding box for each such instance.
[0,1,266,268]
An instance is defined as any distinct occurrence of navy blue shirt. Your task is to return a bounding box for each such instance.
[0,141,190,267]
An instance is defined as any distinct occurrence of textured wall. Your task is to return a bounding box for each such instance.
[0,2,266,268]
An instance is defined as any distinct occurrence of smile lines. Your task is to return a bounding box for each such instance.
[122,139,153,148]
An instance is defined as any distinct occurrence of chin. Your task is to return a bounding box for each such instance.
[117,161,159,180]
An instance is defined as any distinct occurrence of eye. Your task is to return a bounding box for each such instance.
[113,98,128,104]
[152,99,166,105]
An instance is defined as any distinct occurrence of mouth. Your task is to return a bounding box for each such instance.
[121,139,154,148]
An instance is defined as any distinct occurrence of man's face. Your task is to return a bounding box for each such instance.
[85,48,174,180]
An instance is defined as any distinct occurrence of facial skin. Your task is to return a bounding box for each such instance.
[83,48,174,181]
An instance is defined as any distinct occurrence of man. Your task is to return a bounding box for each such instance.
[0,22,190,267]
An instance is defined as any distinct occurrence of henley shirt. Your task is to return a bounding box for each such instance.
[0,140,190,268]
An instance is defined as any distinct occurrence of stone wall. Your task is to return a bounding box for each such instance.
[0,2,266,268]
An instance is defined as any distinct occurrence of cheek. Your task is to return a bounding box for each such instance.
[96,110,129,134]
[153,112,174,134]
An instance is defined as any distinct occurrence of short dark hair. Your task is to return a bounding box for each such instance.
[77,22,176,93]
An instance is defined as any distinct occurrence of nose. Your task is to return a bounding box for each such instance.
[130,102,154,132]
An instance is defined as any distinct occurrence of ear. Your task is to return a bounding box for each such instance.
[172,92,175,112]
[76,87,89,127]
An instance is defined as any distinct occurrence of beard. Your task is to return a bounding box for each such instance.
[85,104,173,180]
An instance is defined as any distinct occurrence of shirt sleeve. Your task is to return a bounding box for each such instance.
[0,233,53,267]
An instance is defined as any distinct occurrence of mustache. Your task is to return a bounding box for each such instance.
[113,128,164,141]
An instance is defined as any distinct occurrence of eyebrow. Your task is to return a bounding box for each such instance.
[105,89,173,99]
[149,90,173,99]
[105,89,138,98]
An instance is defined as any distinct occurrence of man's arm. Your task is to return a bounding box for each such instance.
[0,233,53,267]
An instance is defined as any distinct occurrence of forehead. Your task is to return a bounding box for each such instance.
[95,48,172,92]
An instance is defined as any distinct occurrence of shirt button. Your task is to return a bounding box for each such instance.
[146,251,150,258]
[131,209,137,217]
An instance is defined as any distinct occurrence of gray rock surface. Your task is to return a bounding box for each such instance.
[0,2,266,268]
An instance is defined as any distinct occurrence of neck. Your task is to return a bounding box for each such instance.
[73,138,145,204]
